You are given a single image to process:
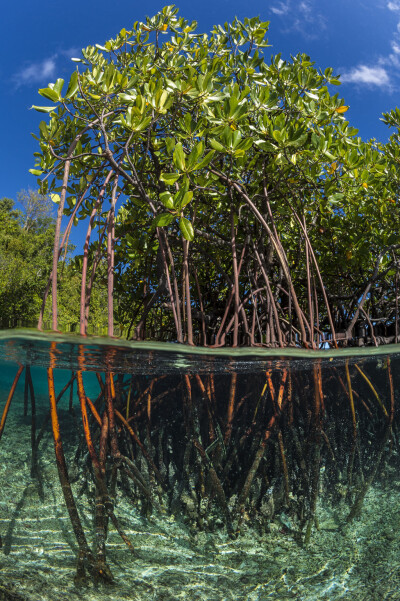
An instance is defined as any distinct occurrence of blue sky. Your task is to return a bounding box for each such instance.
[2,0,400,244]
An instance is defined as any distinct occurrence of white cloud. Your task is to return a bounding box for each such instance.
[271,0,325,38]
[60,47,80,59]
[271,2,290,15]
[341,3,400,91]
[381,8,400,72]
[392,41,400,54]
[12,48,80,89]
[299,1,311,13]
[341,65,390,87]
[14,56,57,88]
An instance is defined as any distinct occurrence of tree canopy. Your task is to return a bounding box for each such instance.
[30,5,400,347]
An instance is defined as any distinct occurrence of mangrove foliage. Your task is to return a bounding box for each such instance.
[30,5,400,347]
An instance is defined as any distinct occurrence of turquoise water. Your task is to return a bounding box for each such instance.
[0,330,399,600]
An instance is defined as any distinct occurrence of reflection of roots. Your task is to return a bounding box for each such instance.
[0,357,397,583]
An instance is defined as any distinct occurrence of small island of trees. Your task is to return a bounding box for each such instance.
[8,5,397,348]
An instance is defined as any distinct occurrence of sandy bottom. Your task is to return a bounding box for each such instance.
[0,403,399,601]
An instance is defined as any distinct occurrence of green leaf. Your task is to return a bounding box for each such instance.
[118,93,137,102]
[39,121,49,140]
[160,172,181,184]
[324,150,336,161]
[31,105,56,113]
[254,139,277,152]
[187,141,204,169]
[154,212,175,227]
[235,138,253,151]
[209,139,224,152]
[179,217,194,241]
[287,133,308,148]
[193,150,215,171]
[53,78,64,97]
[165,137,175,155]
[272,130,283,143]
[50,194,61,203]
[311,133,319,148]
[29,169,43,176]
[176,190,193,209]
[328,193,344,204]
[158,90,169,110]
[38,87,60,102]
[173,142,186,171]
[159,192,174,209]
[65,72,79,99]
[134,115,153,132]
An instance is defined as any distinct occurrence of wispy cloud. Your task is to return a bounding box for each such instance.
[270,0,326,39]
[392,40,400,54]
[341,3,400,91]
[12,46,81,90]
[341,65,390,86]
[383,2,400,69]
[60,47,80,60]
[271,1,290,15]
[13,56,57,88]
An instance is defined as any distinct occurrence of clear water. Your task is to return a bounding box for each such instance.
[0,330,399,601]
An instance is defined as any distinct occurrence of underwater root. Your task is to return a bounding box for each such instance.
[0,354,397,582]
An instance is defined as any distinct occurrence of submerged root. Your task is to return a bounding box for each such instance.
[0,357,397,584]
